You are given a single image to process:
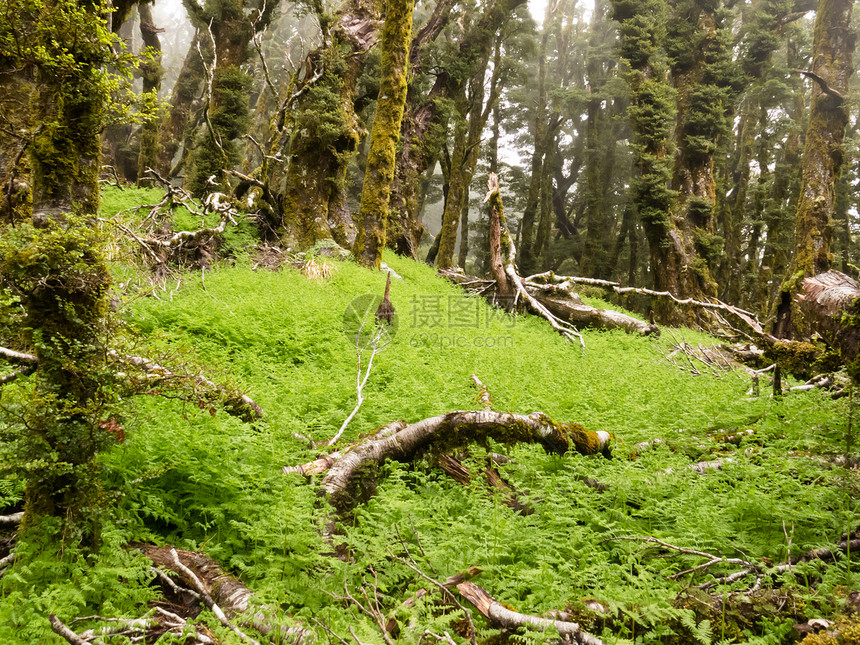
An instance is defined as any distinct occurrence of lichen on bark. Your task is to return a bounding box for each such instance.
[353,0,415,268]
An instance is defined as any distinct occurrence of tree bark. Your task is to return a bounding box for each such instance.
[280,0,382,248]
[156,29,207,177]
[774,0,855,338]
[388,0,527,257]
[136,2,164,182]
[353,0,415,268]
[287,409,610,511]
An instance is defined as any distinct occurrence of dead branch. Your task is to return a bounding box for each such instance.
[330,568,397,645]
[441,269,657,337]
[113,351,263,421]
[0,512,23,526]
[792,69,844,102]
[0,345,37,363]
[611,532,860,592]
[286,407,610,510]
[48,615,88,645]
[328,322,392,447]
[389,550,478,645]
[1,344,261,420]
[456,581,605,645]
[527,272,764,338]
[0,365,35,386]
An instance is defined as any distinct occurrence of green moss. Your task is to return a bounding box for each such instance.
[0,216,116,534]
[188,66,252,195]
[767,340,821,379]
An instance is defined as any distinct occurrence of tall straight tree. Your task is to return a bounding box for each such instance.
[774,0,855,337]
[353,0,416,268]
[388,0,527,258]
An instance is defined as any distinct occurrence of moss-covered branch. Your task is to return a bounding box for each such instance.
[285,409,611,510]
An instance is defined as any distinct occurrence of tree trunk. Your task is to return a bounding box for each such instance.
[136,2,164,183]
[774,0,855,338]
[280,0,382,248]
[755,57,805,316]
[518,25,550,276]
[386,0,459,257]
[353,0,415,268]
[156,29,207,177]
[388,0,527,257]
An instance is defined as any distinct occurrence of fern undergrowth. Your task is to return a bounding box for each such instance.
[0,188,857,644]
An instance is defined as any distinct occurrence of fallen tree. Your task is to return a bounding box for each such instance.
[285,407,611,511]
[440,174,658,340]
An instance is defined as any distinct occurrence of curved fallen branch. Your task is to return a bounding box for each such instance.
[139,544,310,643]
[286,408,611,510]
[456,581,605,645]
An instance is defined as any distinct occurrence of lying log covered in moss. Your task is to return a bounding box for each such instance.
[285,410,611,510]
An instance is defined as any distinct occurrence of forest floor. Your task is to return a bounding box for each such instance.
[0,188,858,644]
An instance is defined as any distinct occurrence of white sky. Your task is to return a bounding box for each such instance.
[529,0,548,24]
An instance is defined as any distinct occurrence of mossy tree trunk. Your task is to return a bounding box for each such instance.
[385,0,458,257]
[30,39,102,219]
[435,97,468,269]
[754,35,806,316]
[0,0,118,537]
[353,0,415,268]
[388,0,526,258]
[774,0,855,338]
[0,71,34,224]
[136,2,164,183]
[612,0,678,317]
[614,0,739,325]
[156,29,208,177]
[279,0,382,249]
[183,0,278,195]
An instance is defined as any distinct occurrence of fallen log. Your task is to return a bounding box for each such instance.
[139,544,309,643]
[532,291,659,336]
[285,409,611,510]
[456,581,605,645]
[440,270,658,337]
